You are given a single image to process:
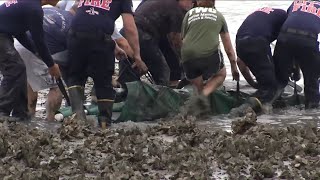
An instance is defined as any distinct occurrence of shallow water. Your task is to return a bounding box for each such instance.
[32,0,318,130]
[1,1,319,131]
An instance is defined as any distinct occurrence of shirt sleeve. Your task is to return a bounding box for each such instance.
[121,0,133,14]
[220,14,229,33]
[181,12,189,39]
[27,9,54,68]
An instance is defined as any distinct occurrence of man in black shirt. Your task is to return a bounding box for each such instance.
[68,0,147,128]
[0,0,61,121]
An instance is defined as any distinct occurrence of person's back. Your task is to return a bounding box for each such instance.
[237,7,287,43]
[0,0,42,35]
[42,6,73,54]
[134,0,185,40]
[273,0,320,109]
[0,0,61,121]
[284,0,320,34]
[181,6,227,62]
[71,0,126,34]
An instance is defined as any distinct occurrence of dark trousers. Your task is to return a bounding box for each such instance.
[274,32,320,107]
[159,36,182,81]
[119,28,170,86]
[67,32,116,101]
[0,34,28,117]
[236,36,278,103]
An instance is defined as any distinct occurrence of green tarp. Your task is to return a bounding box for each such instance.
[116,81,247,122]
[57,81,303,122]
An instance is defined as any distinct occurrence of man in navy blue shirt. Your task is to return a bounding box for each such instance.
[67,0,147,129]
[16,1,75,121]
[0,0,61,121]
[236,7,287,106]
[274,0,320,109]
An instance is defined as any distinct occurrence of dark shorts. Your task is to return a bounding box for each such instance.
[182,50,225,80]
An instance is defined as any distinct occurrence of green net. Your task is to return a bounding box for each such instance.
[116,81,188,122]
[208,90,248,115]
[56,81,304,122]
[116,82,248,122]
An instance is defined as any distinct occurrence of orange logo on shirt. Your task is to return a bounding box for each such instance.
[256,7,274,14]
[5,0,18,7]
[78,0,112,11]
[292,0,320,17]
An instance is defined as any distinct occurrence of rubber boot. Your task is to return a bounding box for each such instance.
[305,100,319,109]
[97,101,113,129]
[229,97,262,117]
[68,87,86,121]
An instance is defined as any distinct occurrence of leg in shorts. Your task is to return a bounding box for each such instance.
[182,50,225,80]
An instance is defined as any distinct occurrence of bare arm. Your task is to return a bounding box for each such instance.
[122,13,148,73]
[237,58,258,88]
[220,32,239,81]
[122,13,141,60]
[115,37,134,58]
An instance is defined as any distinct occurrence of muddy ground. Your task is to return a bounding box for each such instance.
[0,108,319,180]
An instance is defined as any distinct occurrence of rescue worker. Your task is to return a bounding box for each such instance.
[137,0,184,87]
[15,1,75,121]
[181,0,239,97]
[124,0,193,86]
[91,27,134,104]
[274,0,320,109]
[67,0,147,128]
[0,0,61,121]
[236,7,287,104]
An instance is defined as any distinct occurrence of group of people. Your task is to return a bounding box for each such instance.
[0,0,319,128]
[236,1,320,111]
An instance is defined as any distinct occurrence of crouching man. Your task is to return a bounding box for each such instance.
[0,0,61,121]
[236,7,287,105]
[15,1,76,121]
[274,0,320,109]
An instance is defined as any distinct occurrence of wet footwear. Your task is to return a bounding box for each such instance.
[97,101,113,129]
[184,94,211,117]
[229,97,262,117]
[68,86,87,121]
[305,101,319,109]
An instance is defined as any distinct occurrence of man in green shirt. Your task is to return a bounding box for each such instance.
[181,0,239,97]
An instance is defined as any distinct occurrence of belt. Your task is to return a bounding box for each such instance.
[237,36,268,43]
[282,28,317,39]
[69,30,112,41]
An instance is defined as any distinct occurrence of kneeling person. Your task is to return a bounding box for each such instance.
[181,0,239,97]
[236,7,287,105]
